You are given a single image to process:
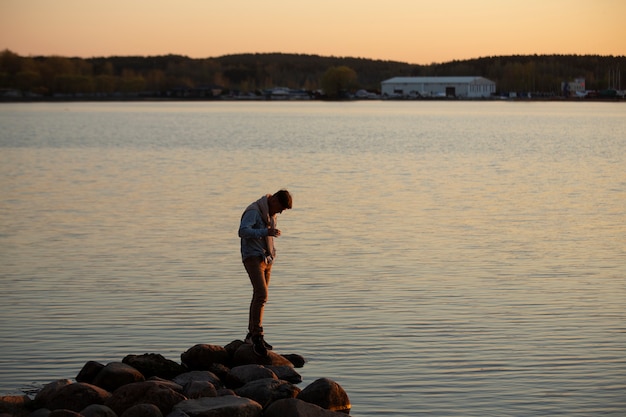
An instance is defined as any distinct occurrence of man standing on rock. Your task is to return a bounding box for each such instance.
[239,189,293,357]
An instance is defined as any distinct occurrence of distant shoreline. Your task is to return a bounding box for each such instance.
[1,96,624,103]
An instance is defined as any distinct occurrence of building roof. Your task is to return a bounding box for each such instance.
[382,76,493,84]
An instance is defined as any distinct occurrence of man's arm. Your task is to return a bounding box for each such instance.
[238,210,268,239]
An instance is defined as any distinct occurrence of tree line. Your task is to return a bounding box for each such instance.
[0,49,623,98]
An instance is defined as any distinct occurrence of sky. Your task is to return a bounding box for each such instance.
[1,0,625,65]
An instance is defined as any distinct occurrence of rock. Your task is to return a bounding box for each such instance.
[49,410,83,417]
[264,398,344,417]
[76,361,105,384]
[28,408,51,417]
[92,362,145,392]
[234,378,300,409]
[267,365,302,384]
[281,353,306,368]
[163,410,188,417]
[297,378,350,413]
[206,363,230,382]
[173,396,262,417]
[145,377,184,393]
[172,371,222,390]
[0,394,31,415]
[180,344,230,370]
[216,388,236,397]
[38,383,111,413]
[122,354,186,380]
[223,340,244,359]
[34,380,72,409]
[80,403,117,417]
[182,381,217,399]
[232,344,294,367]
[226,365,277,388]
[120,403,163,417]
[104,380,186,416]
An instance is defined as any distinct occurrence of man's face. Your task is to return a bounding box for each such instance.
[268,198,284,216]
[269,197,286,216]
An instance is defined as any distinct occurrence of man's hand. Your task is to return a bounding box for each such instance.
[268,228,281,237]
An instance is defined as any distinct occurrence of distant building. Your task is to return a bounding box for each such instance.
[561,78,585,97]
[381,76,496,98]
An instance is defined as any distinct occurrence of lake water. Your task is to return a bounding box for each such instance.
[0,101,625,416]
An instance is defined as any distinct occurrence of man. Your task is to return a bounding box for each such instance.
[238,189,293,356]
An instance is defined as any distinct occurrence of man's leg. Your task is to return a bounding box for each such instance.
[244,257,271,339]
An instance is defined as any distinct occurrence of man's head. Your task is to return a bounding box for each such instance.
[269,189,292,215]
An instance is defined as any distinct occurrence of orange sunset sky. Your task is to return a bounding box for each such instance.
[1,0,625,65]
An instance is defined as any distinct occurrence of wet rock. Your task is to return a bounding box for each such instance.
[264,398,344,417]
[120,403,163,417]
[226,364,277,388]
[38,382,111,413]
[172,371,222,390]
[281,353,306,368]
[104,380,186,416]
[80,403,117,417]
[180,344,230,370]
[122,353,186,380]
[297,378,351,413]
[0,394,32,415]
[92,362,145,392]
[76,361,105,384]
[235,378,300,409]
[232,344,294,367]
[172,396,262,417]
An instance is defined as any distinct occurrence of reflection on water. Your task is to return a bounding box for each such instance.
[1,102,625,416]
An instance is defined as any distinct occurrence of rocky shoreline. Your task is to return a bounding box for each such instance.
[0,339,351,417]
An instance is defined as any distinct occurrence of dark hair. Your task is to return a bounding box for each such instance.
[274,189,293,209]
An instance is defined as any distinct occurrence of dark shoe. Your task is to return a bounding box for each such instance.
[252,336,268,357]
[245,333,273,350]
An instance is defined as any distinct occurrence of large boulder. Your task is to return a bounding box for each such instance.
[76,361,105,384]
[235,378,300,409]
[104,380,186,415]
[123,353,187,379]
[182,380,218,399]
[297,378,350,413]
[181,344,230,370]
[172,370,222,389]
[144,376,184,393]
[226,364,278,388]
[173,396,262,417]
[92,362,145,392]
[34,379,72,408]
[37,382,111,413]
[232,344,294,367]
[264,398,347,417]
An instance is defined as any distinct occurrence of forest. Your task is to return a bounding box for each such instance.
[0,49,624,99]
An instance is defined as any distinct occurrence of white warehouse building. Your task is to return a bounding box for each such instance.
[381,76,496,98]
